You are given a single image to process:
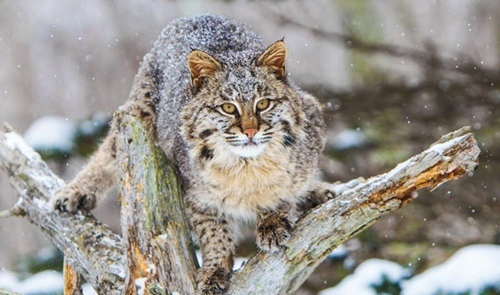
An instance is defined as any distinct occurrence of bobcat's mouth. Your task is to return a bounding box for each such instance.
[228,140,266,158]
[224,130,272,158]
[244,140,257,147]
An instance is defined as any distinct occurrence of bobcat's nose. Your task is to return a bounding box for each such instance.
[243,128,258,139]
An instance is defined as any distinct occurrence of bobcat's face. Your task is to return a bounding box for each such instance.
[216,95,273,158]
[182,41,304,162]
[206,83,296,159]
[182,71,301,161]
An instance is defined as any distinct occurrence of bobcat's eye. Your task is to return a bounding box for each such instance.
[255,98,271,112]
[220,103,238,116]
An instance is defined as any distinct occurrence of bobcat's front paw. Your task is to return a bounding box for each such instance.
[51,184,96,213]
[197,266,231,295]
[256,214,293,252]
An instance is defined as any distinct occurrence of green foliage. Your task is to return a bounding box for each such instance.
[371,274,405,295]
[73,116,110,157]
[336,0,382,43]
[15,247,63,278]
[34,115,110,161]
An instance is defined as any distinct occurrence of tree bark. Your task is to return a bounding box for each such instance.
[115,112,198,295]
[0,120,479,294]
[64,255,83,295]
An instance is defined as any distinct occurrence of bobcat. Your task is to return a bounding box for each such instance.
[51,14,328,294]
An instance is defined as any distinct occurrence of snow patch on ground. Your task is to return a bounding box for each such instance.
[329,129,368,150]
[0,270,63,294]
[319,258,410,295]
[23,116,77,152]
[402,244,500,295]
[0,269,98,295]
[0,271,19,291]
[327,244,348,259]
[320,244,500,295]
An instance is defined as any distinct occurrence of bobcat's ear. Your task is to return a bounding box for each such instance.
[257,40,287,79]
[187,50,221,88]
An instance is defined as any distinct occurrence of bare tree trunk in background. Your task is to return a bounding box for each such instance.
[0,116,480,294]
[0,124,125,294]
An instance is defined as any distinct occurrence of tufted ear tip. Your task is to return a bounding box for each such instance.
[187,50,221,88]
[257,40,287,79]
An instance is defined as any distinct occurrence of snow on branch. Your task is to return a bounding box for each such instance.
[0,121,479,294]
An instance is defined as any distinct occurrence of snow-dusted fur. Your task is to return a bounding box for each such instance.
[51,15,327,294]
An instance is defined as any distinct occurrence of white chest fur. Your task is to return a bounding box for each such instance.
[195,148,306,220]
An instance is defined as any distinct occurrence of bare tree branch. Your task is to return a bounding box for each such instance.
[0,124,126,295]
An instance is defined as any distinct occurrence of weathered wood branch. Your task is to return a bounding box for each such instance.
[63,256,83,295]
[0,124,126,295]
[0,120,479,294]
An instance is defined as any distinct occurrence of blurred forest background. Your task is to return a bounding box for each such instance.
[0,0,499,294]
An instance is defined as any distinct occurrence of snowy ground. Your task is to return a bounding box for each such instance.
[320,244,500,295]
[1,244,499,294]
[23,116,77,153]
